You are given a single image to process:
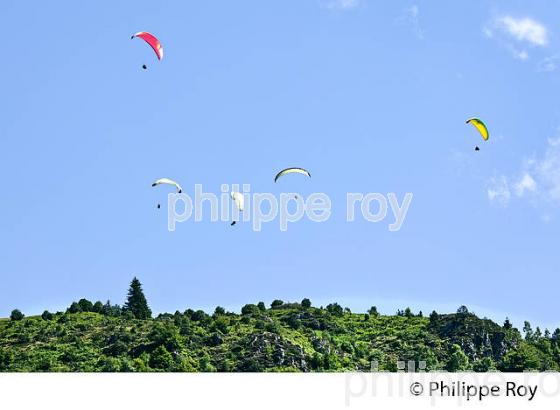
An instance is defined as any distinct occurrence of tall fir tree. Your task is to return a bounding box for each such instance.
[123,277,152,319]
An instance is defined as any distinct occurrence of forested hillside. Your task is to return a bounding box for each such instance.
[1,279,558,372]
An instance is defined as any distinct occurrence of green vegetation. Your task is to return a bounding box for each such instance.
[1,280,559,372]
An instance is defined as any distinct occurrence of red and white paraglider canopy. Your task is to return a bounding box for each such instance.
[131,31,163,60]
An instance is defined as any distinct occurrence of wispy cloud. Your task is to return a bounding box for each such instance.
[396,5,424,39]
[487,175,512,206]
[484,15,549,61]
[322,0,361,10]
[513,173,537,196]
[512,48,529,61]
[531,137,560,201]
[487,136,560,216]
[537,55,559,72]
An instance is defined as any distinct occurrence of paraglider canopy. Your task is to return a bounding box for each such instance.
[231,191,244,212]
[131,32,164,60]
[466,118,489,141]
[274,167,311,183]
[230,191,244,227]
[151,178,182,193]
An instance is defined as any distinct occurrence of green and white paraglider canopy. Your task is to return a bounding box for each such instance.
[151,178,183,193]
[274,167,311,183]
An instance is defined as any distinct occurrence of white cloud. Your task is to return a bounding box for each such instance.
[488,137,560,214]
[484,15,548,61]
[482,27,493,39]
[513,48,529,60]
[407,5,419,19]
[497,16,548,47]
[513,173,537,196]
[397,5,424,39]
[323,0,361,10]
[487,175,511,206]
[531,137,560,201]
[537,55,559,72]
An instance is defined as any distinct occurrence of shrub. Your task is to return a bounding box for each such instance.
[92,301,104,313]
[149,346,173,370]
[10,309,24,321]
[78,298,94,312]
[326,303,343,316]
[241,304,259,316]
[270,300,284,309]
[301,298,312,309]
[67,302,81,314]
[41,310,53,321]
[368,306,379,317]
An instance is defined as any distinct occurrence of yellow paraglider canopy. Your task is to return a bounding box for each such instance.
[466,118,489,141]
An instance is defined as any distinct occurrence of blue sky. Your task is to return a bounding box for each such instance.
[1,1,559,331]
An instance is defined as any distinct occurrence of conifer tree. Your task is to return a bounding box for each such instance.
[429,310,439,324]
[123,277,152,319]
